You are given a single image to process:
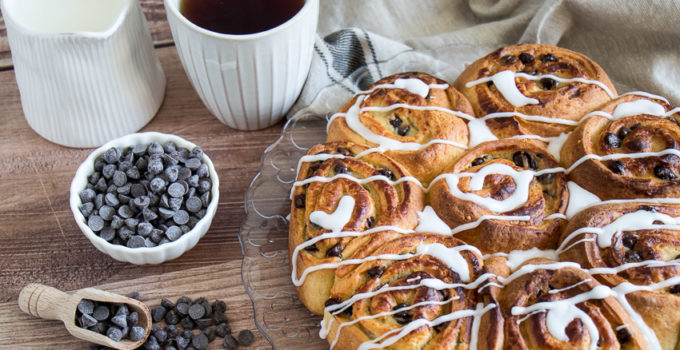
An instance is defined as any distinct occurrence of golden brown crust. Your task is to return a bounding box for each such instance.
[323,234,503,350]
[327,72,473,185]
[429,139,568,254]
[561,94,680,199]
[289,141,425,315]
[454,43,616,138]
[559,202,680,349]
[499,258,648,350]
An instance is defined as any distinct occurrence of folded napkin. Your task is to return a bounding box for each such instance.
[291,0,680,118]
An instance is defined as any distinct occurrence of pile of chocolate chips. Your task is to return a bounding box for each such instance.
[87,294,255,349]
[75,296,145,342]
[78,142,212,248]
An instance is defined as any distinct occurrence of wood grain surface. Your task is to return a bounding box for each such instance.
[0,3,291,348]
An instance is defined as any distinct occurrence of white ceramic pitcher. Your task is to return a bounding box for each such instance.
[1,0,166,148]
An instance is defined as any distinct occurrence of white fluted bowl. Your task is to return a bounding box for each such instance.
[69,132,219,264]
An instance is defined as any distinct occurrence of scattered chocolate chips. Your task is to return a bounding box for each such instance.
[616,327,632,344]
[334,164,349,174]
[377,169,394,180]
[326,244,343,258]
[389,116,403,128]
[237,330,255,346]
[617,127,630,140]
[654,165,677,180]
[324,298,341,308]
[512,151,537,170]
[366,266,384,278]
[471,157,486,166]
[519,52,534,64]
[393,304,412,324]
[397,125,410,137]
[541,77,556,90]
[607,160,626,175]
[223,335,239,349]
[76,299,141,343]
[293,194,306,209]
[622,235,638,249]
[541,53,558,62]
[366,216,375,228]
[78,142,212,248]
[604,133,621,148]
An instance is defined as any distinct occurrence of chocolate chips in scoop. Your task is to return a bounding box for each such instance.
[78,142,212,248]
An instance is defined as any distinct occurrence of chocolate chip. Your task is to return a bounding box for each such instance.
[630,123,642,130]
[366,266,384,278]
[192,333,210,349]
[180,317,195,329]
[486,80,494,87]
[222,335,238,349]
[334,164,349,174]
[639,205,656,212]
[608,160,626,175]
[541,53,558,62]
[389,116,403,128]
[537,173,554,184]
[604,133,621,148]
[541,78,556,90]
[294,194,305,209]
[502,55,517,64]
[513,152,524,167]
[203,327,216,342]
[93,305,110,321]
[625,250,642,262]
[617,127,630,140]
[670,285,680,294]
[519,52,534,64]
[152,306,167,322]
[216,323,231,338]
[393,304,412,324]
[80,313,97,328]
[616,327,631,344]
[189,303,206,320]
[78,299,95,315]
[378,169,394,180]
[195,318,213,330]
[326,244,343,258]
[88,215,105,232]
[237,330,254,346]
[397,125,410,136]
[525,152,538,170]
[128,311,138,325]
[366,216,375,228]
[129,326,145,342]
[622,235,638,249]
[106,327,123,342]
[127,235,146,248]
[471,157,486,166]
[654,165,677,180]
[303,243,318,252]
[324,298,341,308]
[111,314,127,328]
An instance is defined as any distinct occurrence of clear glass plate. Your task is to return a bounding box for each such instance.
[238,48,461,348]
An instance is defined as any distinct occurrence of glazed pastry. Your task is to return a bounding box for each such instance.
[454,43,616,139]
[429,139,568,253]
[561,93,680,200]
[499,258,649,350]
[326,72,473,185]
[321,233,503,350]
[289,142,425,315]
[559,202,680,349]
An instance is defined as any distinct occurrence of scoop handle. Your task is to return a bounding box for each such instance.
[18,283,74,322]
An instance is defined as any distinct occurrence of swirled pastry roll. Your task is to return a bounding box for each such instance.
[561,93,680,200]
[327,72,473,185]
[429,139,568,254]
[455,43,616,139]
[559,202,680,349]
[289,142,424,315]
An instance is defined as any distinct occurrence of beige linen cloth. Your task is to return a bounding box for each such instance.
[291,0,680,117]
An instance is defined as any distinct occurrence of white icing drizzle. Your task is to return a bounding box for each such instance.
[415,206,452,236]
[416,243,481,282]
[467,118,499,147]
[486,248,559,270]
[565,181,601,218]
[613,99,666,118]
[512,285,611,350]
[290,174,422,199]
[465,71,616,105]
[549,279,592,294]
[356,303,496,350]
[489,70,539,107]
[440,163,535,213]
[360,79,449,98]
[546,132,570,161]
[310,196,356,234]
[353,138,468,159]
[622,91,670,104]
[567,148,680,174]
[616,324,630,331]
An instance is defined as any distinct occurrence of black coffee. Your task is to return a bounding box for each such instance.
[179,0,305,35]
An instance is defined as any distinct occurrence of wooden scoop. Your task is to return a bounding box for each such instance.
[18,283,151,349]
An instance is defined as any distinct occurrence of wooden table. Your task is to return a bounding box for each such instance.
[0,2,283,348]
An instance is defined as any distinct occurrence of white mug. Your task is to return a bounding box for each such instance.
[1,0,166,148]
[164,0,319,130]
